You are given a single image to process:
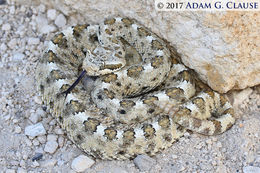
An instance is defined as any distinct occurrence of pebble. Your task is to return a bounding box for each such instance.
[8,38,17,48]
[37,135,47,144]
[54,14,67,28]
[47,9,57,20]
[37,4,46,13]
[27,37,40,45]
[54,127,64,135]
[0,43,7,51]
[39,24,56,34]
[206,139,213,145]
[243,166,260,173]
[13,52,25,61]
[29,113,40,124]
[25,123,46,137]
[71,155,95,172]
[44,140,58,154]
[5,169,16,173]
[19,160,26,168]
[58,136,64,147]
[172,154,178,159]
[2,23,11,31]
[133,155,156,171]
[9,6,15,14]
[41,159,57,167]
[14,125,22,133]
[25,137,32,147]
[32,138,40,146]
[32,160,40,167]
[47,134,58,141]
[232,88,253,107]
[35,15,48,26]
[17,168,27,173]
[32,153,43,162]
[34,96,42,105]
[32,108,44,123]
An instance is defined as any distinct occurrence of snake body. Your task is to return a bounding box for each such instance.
[36,17,235,160]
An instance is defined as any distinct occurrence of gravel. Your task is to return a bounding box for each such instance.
[25,123,46,137]
[44,140,58,154]
[54,14,66,28]
[2,23,11,30]
[71,155,95,172]
[243,166,260,173]
[27,37,40,45]
[0,1,259,172]
[47,9,57,20]
[134,155,156,171]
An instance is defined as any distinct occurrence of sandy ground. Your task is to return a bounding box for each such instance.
[0,2,259,173]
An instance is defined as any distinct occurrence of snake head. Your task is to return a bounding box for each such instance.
[82,45,126,76]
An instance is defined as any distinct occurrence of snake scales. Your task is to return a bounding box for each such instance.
[35,17,235,160]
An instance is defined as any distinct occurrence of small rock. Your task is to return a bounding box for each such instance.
[71,155,95,172]
[58,136,64,147]
[47,134,58,141]
[216,141,222,148]
[0,43,7,51]
[29,114,40,124]
[133,155,156,172]
[19,160,26,167]
[49,119,57,126]
[54,127,64,135]
[20,6,26,12]
[41,159,57,167]
[13,52,25,61]
[206,139,213,145]
[34,96,42,104]
[23,153,29,160]
[32,160,40,167]
[37,4,46,13]
[35,15,48,26]
[2,23,11,31]
[232,88,253,107]
[25,123,46,137]
[32,153,43,161]
[9,6,15,14]
[172,154,178,159]
[25,137,32,147]
[8,38,17,48]
[14,126,22,133]
[17,167,27,173]
[13,119,19,124]
[10,160,19,166]
[44,140,58,154]
[35,147,44,154]
[27,37,40,45]
[47,9,57,20]
[243,166,260,173]
[39,25,56,34]
[30,108,44,123]
[32,139,40,146]
[55,14,67,28]
[37,135,47,144]
[5,169,15,173]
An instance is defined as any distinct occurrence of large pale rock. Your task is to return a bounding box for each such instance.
[14,0,260,93]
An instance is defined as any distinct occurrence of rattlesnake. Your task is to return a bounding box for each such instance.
[35,17,235,160]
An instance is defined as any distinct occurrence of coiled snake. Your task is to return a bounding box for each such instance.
[36,17,235,160]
